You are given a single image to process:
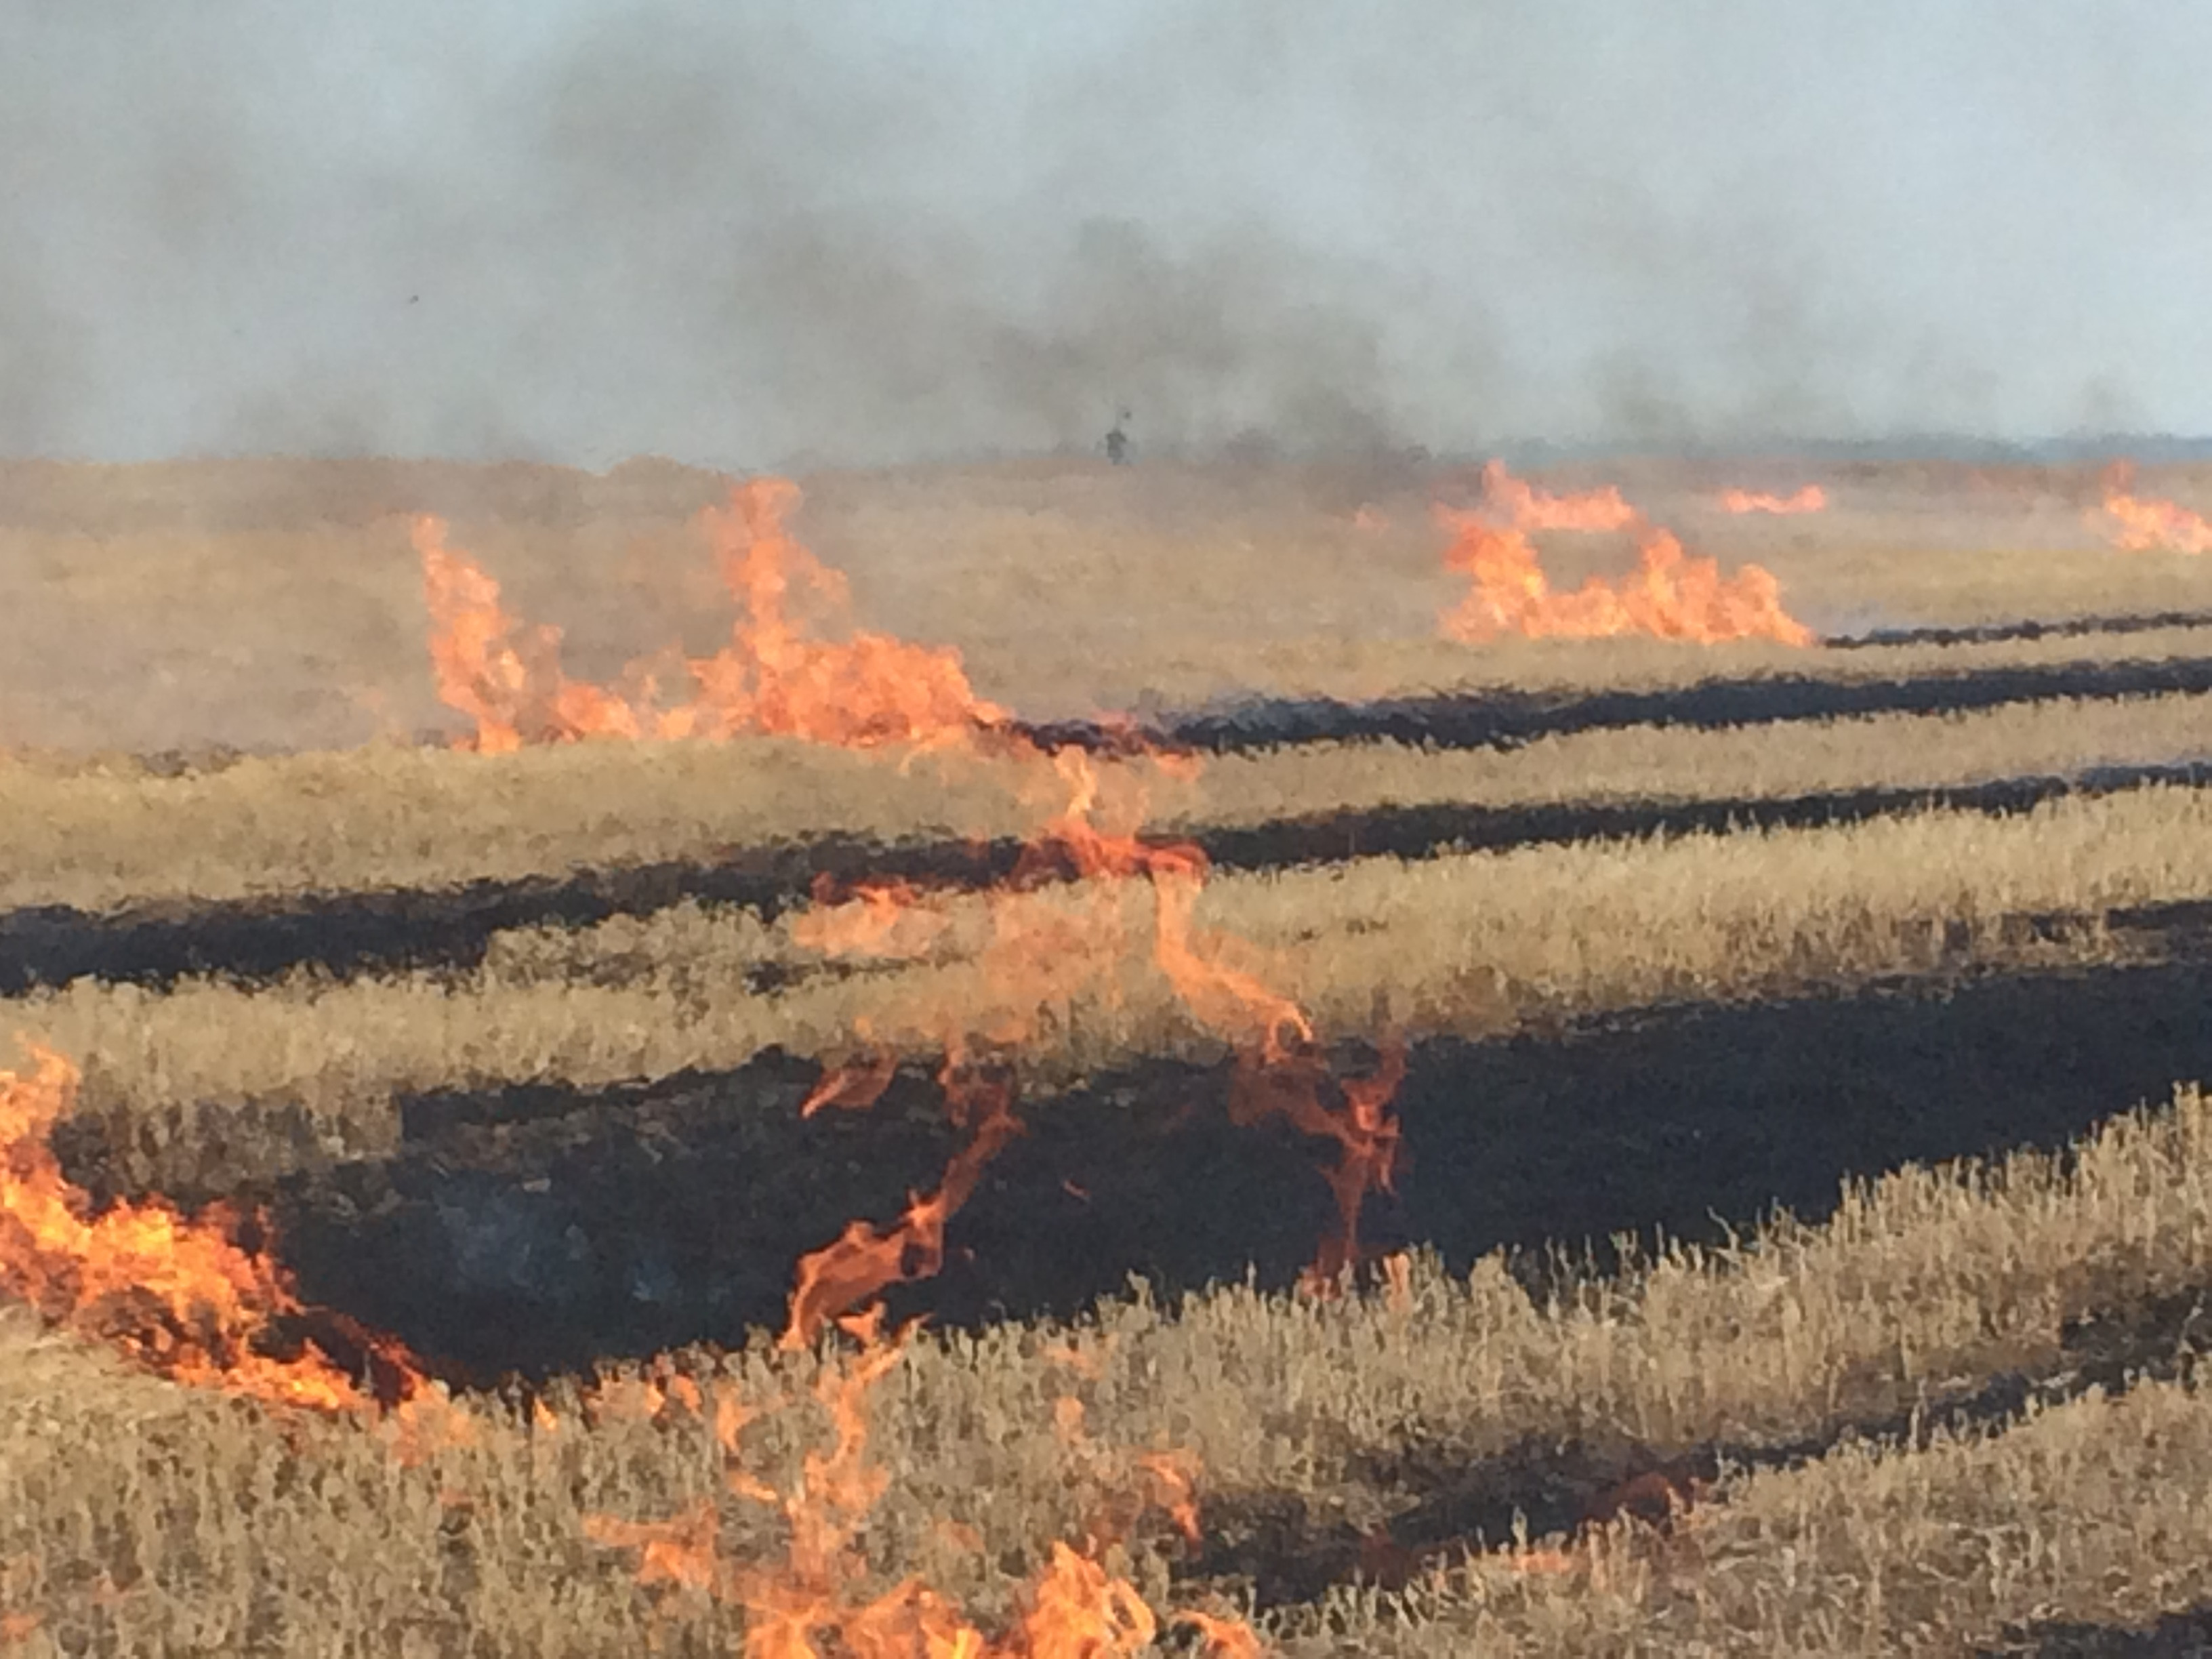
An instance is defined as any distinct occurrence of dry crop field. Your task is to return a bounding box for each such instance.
[6,451,2212,1655]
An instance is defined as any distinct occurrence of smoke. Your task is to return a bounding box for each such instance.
[4,0,2211,467]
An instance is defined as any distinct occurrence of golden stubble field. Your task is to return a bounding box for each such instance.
[5,451,2212,752]
[5,451,2212,1655]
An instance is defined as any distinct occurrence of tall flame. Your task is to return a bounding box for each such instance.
[1717,485,1826,516]
[415,479,1007,752]
[0,1043,428,1415]
[2097,462,2212,554]
[781,742,1408,1344]
[1439,460,1816,647]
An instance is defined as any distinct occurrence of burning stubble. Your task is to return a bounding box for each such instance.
[5,487,1410,1654]
[1438,461,1817,646]
[2095,461,2212,554]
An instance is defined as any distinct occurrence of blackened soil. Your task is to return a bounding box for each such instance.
[1980,1605,2212,1658]
[1826,606,2212,651]
[56,955,2207,1390]
[10,764,2210,994]
[0,834,1028,994]
[1025,650,2212,755]
[44,957,2212,1625]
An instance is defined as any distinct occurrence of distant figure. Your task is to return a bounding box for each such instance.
[1104,409,1132,466]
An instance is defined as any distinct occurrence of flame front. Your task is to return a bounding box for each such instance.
[1439,460,1816,646]
[417,478,1007,752]
[2097,462,2212,554]
[0,1044,429,1414]
[1717,485,1826,516]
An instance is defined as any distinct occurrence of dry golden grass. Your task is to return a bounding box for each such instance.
[20,785,2212,1189]
[9,453,2212,753]
[0,736,1059,914]
[6,683,2212,917]
[6,1080,2212,1655]
[1335,1369,2212,1656]
[1056,617,2212,720]
[1172,687,2212,832]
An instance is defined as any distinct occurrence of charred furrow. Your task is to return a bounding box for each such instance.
[9,762,2212,994]
[50,952,2212,1387]
[1019,650,2212,755]
[1980,1601,2212,1658]
[1824,607,2212,651]
[0,834,1029,993]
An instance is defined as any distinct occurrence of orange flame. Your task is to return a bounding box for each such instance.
[1717,485,1826,516]
[1052,1394,1208,1552]
[417,479,1008,753]
[680,480,1010,747]
[2097,462,2212,554]
[0,1043,430,1416]
[1223,1040,1407,1296]
[781,1050,1025,1351]
[781,739,1409,1324]
[1440,461,1816,647]
[592,1312,1261,1658]
[1479,462,1639,533]
[798,1047,901,1120]
[422,474,1407,1301]
[415,516,565,753]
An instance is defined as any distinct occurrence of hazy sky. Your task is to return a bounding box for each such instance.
[5,1,2209,467]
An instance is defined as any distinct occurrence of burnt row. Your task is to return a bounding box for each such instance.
[56,951,2207,1394]
[43,926,2212,1620]
[8,760,2211,996]
[1017,650,2212,756]
[1822,605,2212,652]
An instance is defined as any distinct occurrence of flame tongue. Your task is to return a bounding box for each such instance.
[2098,461,2212,554]
[1480,460,1639,533]
[781,1050,1025,1351]
[1440,460,1816,646]
[0,1044,426,1414]
[687,480,1010,747]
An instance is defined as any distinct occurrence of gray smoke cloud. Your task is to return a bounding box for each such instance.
[5,0,2210,468]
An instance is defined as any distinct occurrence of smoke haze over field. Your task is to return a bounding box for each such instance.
[5,1,2211,468]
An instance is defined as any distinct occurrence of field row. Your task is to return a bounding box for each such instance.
[7,1078,2212,1654]
[21,785,2212,1194]
[7,671,2212,918]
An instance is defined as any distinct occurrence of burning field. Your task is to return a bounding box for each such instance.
[7,451,2212,1654]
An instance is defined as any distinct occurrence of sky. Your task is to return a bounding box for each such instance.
[5,1,2210,469]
